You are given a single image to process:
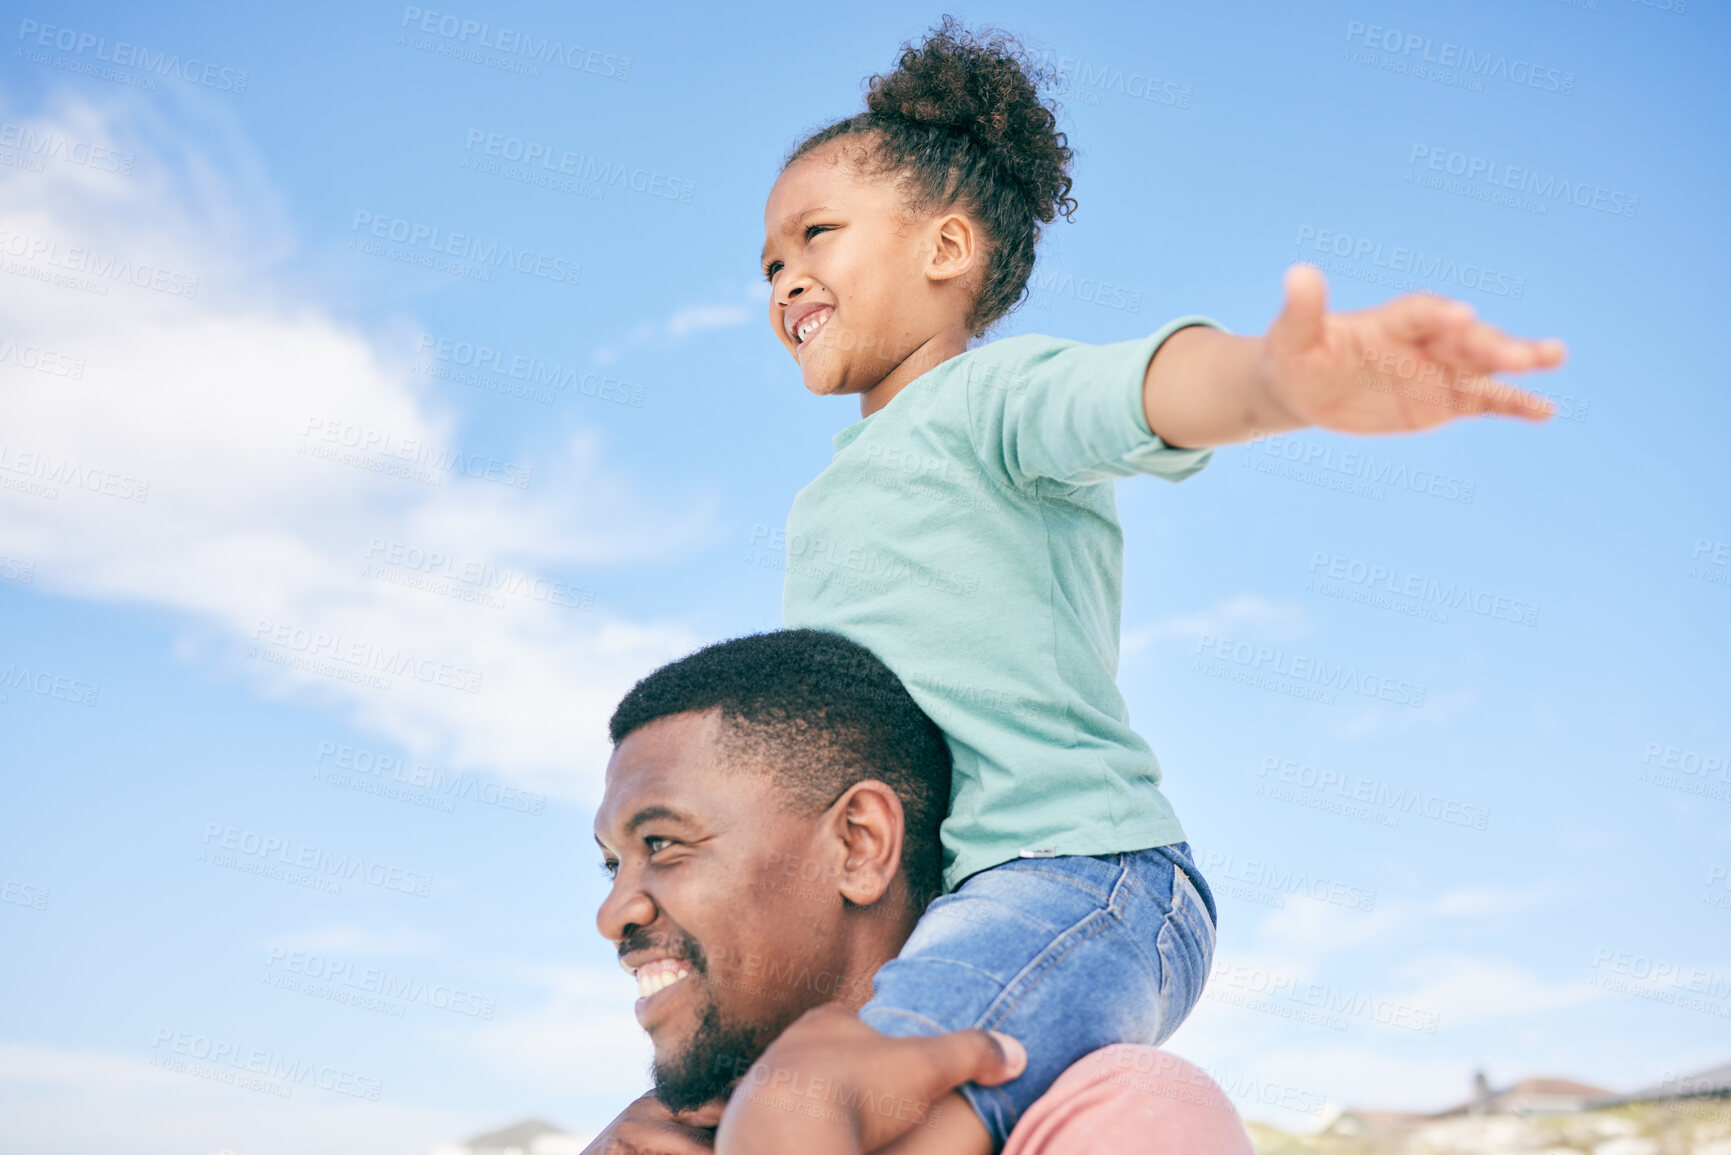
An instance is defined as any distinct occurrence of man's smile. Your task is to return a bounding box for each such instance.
[625,953,699,1027]
[635,956,694,998]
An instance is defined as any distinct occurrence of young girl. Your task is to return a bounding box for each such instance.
[728,17,1563,1154]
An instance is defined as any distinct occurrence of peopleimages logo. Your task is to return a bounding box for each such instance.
[1293,225,1525,300]
[0,227,200,298]
[349,212,580,287]
[1406,144,1638,219]
[0,443,149,503]
[201,822,435,897]
[300,417,534,490]
[1257,757,1491,831]
[14,19,250,92]
[463,129,694,203]
[0,120,134,175]
[1307,551,1541,627]
[1193,633,1426,708]
[1343,20,1576,95]
[398,7,630,78]
[1241,431,1475,504]
[250,618,485,695]
[149,1028,383,1100]
[0,661,100,707]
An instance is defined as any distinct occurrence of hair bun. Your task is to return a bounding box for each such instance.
[785,16,1075,333]
[864,16,1073,224]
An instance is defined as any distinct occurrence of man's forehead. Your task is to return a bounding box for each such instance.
[596,711,730,831]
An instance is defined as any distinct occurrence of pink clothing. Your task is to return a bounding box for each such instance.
[1002,1046,1255,1155]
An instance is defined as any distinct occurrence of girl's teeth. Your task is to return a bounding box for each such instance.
[797,312,829,343]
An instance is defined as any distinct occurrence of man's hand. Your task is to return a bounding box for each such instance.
[715,1004,1024,1155]
[581,1091,724,1155]
[1258,262,1567,434]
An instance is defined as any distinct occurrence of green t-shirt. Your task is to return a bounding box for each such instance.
[783,315,1227,892]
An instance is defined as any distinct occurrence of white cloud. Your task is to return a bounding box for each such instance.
[1385,954,1602,1026]
[1332,685,1480,742]
[1429,883,1556,919]
[464,964,653,1111]
[666,303,753,337]
[0,1042,475,1155]
[1123,594,1312,656]
[255,922,445,958]
[620,282,769,348]
[0,95,713,798]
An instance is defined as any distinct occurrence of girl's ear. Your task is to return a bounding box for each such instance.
[925,212,979,283]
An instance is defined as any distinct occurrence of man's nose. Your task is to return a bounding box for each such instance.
[597,878,657,944]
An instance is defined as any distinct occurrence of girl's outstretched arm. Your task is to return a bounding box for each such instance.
[1142,263,1567,449]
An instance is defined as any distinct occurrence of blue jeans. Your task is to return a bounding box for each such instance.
[858,843,1217,1151]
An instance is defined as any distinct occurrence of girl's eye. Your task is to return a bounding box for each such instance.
[763,260,783,283]
[805,224,831,240]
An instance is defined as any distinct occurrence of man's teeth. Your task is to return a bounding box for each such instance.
[636,959,693,998]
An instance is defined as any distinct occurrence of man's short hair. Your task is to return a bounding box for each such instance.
[609,629,950,902]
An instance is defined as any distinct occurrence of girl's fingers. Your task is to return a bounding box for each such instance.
[1371,291,1472,344]
[1273,264,1328,352]
[1477,377,1554,420]
[1431,366,1553,420]
[1423,322,1520,377]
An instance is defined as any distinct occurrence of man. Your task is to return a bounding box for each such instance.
[585,630,1251,1154]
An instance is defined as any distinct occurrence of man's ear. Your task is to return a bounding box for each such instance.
[825,780,905,907]
[924,212,979,285]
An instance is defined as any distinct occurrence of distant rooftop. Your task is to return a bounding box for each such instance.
[429,1117,587,1155]
[1435,1074,1614,1117]
[1598,1061,1731,1107]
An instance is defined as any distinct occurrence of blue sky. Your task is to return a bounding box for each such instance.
[1,1,1726,1151]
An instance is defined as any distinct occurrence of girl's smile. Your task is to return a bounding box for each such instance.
[761,140,979,415]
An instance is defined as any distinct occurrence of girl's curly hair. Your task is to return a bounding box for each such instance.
[787,16,1076,336]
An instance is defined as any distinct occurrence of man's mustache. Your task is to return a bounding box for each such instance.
[618,926,708,975]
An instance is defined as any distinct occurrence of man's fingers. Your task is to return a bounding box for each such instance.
[672,1099,727,1129]
[985,1031,1028,1083]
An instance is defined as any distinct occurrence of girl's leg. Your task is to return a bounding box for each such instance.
[860,843,1217,1151]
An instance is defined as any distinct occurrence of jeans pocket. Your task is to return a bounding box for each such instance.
[1152,864,1216,1043]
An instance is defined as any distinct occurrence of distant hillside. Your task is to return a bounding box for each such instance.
[1249,1100,1731,1155]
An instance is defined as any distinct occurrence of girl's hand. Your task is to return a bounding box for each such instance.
[1257,263,1567,435]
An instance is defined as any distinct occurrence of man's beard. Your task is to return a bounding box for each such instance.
[651,994,779,1115]
[624,927,779,1115]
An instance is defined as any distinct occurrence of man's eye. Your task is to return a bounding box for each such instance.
[645,836,674,855]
